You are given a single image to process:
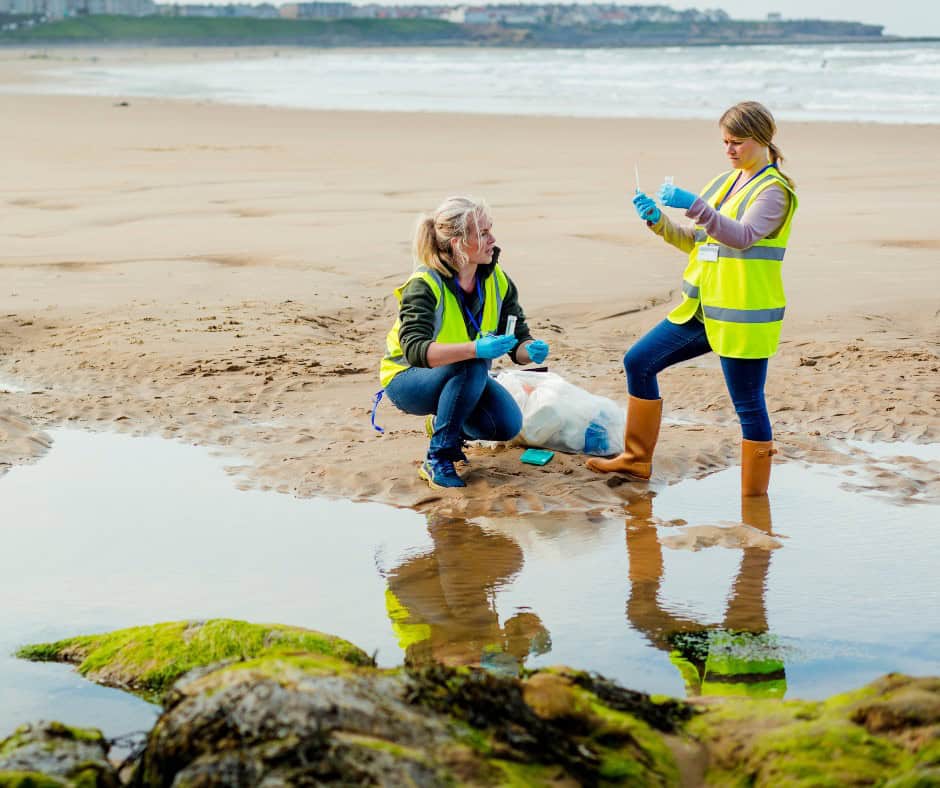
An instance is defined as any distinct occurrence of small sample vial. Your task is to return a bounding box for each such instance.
[664,175,674,186]
[506,315,517,336]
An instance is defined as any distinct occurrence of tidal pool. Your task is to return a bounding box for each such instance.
[0,429,937,741]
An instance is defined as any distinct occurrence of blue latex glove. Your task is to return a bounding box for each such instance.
[632,191,661,224]
[475,333,516,360]
[657,182,697,210]
[525,339,549,364]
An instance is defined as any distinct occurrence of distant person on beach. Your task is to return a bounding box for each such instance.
[378,196,550,490]
[588,101,798,496]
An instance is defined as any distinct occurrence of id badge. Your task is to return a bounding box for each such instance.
[698,244,720,262]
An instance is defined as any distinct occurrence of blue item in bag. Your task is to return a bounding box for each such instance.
[584,421,609,455]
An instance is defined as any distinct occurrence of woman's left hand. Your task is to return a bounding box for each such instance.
[657,183,697,210]
[525,339,550,364]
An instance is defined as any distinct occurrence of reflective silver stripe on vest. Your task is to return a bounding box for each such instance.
[735,173,778,220]
[700,172,732,204]
[694,229,708,243]
[682,280,700,298]
[717,245,786,261]
[703,305,786,323]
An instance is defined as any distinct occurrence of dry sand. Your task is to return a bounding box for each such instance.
[0,48,937,515]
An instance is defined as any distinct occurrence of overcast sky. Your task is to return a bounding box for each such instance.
[675,0,936,38]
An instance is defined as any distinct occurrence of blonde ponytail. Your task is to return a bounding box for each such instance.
[768,142,796,190]
[412,216,438,271]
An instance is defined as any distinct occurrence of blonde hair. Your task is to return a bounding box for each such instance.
[720,101,795,190]
[412,195,491,277]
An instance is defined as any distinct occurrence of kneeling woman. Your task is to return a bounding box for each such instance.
[380,196,550,490]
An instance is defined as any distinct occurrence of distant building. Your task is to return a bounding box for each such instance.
[161,1,276,15]
[767,12,782,21]
[86,0,155,14]
[280,1,352,19]
[0,0,153,16]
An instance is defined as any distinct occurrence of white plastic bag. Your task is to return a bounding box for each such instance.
[495,370,625,456]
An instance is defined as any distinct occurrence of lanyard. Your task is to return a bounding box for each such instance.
[715,163,775,210]
[454,276,485,339]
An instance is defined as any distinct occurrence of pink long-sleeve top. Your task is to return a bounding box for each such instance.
[649,184,790,253]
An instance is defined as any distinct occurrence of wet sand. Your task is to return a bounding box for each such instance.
[0,48,937,514]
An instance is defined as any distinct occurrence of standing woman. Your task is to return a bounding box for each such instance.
[587,101,797,496]
[379,196,550,490]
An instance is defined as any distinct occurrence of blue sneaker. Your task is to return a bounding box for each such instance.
[419,457,466,489]
[425,416,470,464]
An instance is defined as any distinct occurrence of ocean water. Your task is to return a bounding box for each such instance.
[13,42,940,123]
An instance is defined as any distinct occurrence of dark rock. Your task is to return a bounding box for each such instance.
[0,721,120,787]
[131,656,680,787]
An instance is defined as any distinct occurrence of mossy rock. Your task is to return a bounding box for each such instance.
[128,657,685,786]
[686,674,940,787]
[0,774,68,788]
[883,767,940,787]
[0,722,118,787]
[17,619,373,701]
[17,620,940,786]
[403,664,684,786]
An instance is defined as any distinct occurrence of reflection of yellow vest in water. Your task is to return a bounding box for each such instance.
[379,264,510,388]
[669,632,787,699]
[667,167,798,359]
[385,588,431,650]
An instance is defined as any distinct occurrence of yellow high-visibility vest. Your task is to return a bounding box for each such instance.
[379,264,509,388]
[385,588,431,650]
[668,166,798,359]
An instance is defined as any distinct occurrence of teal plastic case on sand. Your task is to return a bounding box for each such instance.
[520,448,555,466]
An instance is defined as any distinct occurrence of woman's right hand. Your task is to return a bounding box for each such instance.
[633,191,661,224]
[475,333,517,360]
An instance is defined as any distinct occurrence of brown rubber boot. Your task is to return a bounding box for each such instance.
[586,396,662,479]
[741,439,777,497]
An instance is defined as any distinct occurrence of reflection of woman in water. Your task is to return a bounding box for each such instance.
[385,517,550,673]
[624,494,786,698]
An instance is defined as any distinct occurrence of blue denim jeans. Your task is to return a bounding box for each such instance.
[624,319,772,441]
[385,360,523,459]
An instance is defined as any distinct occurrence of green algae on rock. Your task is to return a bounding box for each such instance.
[16,619,373,701]
[0,722,119,788]
[686,673,940,787]
[0,774,69,788]
[130,658,685,787]
[15,619,940,786]
[406,664,686,785]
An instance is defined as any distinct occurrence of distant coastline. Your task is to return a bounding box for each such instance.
[2,15,936,48]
